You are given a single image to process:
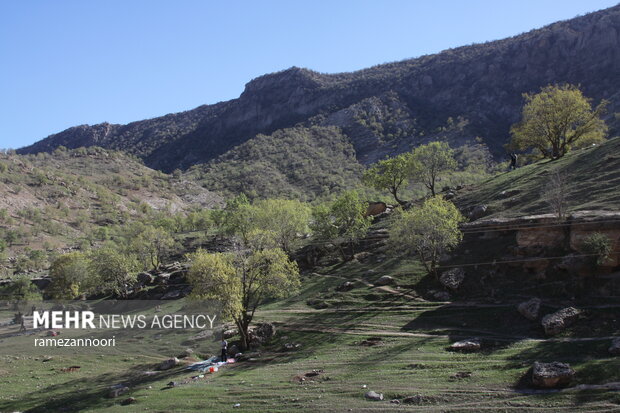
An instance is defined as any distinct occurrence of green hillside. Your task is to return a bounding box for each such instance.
[456,137,620,218]
[0,147,221,275]
[184,126,363,201]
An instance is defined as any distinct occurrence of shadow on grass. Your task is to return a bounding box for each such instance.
[0,361,185,413]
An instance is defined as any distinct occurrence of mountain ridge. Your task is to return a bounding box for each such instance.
[18,4,620,172]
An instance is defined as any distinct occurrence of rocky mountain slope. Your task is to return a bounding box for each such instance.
[0,147,221,269]
[18,5,620,172]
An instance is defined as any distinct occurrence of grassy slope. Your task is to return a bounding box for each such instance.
[0,254,618,412]
[456,137,620,218]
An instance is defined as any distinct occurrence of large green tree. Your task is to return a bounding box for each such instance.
[252,199,311,253]
[187,248,300,350]
[311,190,372,260]
[410,141,457,196]
[363,153,413,205]
[389,196,465,276]
[510,84,607,159]
[48,252,92,299]
[88,245,140,298]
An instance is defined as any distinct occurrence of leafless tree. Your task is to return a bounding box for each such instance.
[544,171,568,221]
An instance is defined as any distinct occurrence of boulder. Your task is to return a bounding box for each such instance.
[108,384,129,398]
[531,361,575,388]
[609,338,620,355]
[541,307,581,336]
[121,397,136,405]
[374,276,394,286]
[449,338,481,352]
[469,205,488,221]
[223,328,238,339]
[403,395,424,405]
[157,357,180,371]
[364,391,383,401]
[255,323,276,341]
[517,298,542,321]
[179,349,194,358]
[431,290,451,301]
[336,281,355,292]
[439,268,465,290]
[366,202,387,217]
[137,272,154,286]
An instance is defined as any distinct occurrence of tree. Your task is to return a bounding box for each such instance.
[411,141,457,196]
[48,252,92,299]
[363,153,413,205]
[219,194,256,243]
[389,196,465,276]
[130,225,176,270]
[544,171,568,221]
[252,199,310,253]
[88,245,139,298]
[510,84,607,159]
[187,248,300,350]
[311,191,372,260]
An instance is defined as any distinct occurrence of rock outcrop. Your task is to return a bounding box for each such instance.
[531,361,575,388]
[541,307,581,336]
[517,298,542,321]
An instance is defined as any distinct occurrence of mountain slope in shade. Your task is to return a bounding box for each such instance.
[18,5,620,172]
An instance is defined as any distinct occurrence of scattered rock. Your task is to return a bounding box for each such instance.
[541,307,581,336]
[449,338,481,352]
[364,391,383,401]
[390,399,401,404]
[178,349,194,359]
[451,371,472,379]
[439,268,465,290]
[60,366,81,372]
[233,403,241,408]
[157,357,180,371]
[403,395,425,405]
[223,328,238,339]
[360,337,383,346]
[353,251,372,262]
[431,290,451,301]
[531,361,575,388]
[374,275,394,286]
[121,397,136,406]
[235,351,260,361]
[336,281,355,292]
[108,384,129,398]
[469,205,488,221]
[517,298,541,321]
[283,343,301,351]
[137,272,154,286]
[499,189,520,198]
[609,338,620,355]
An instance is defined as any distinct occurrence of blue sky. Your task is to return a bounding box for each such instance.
[1,0,617,149]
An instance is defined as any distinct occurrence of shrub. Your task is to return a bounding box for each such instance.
[581,233,613,267]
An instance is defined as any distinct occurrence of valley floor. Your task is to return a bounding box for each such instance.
[0,258,619,412]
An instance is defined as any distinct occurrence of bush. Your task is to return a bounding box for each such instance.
[581,233,613,267]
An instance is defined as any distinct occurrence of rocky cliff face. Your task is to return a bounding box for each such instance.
[18,5,620,172]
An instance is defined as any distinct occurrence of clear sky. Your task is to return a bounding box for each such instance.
[1,0,617,149]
